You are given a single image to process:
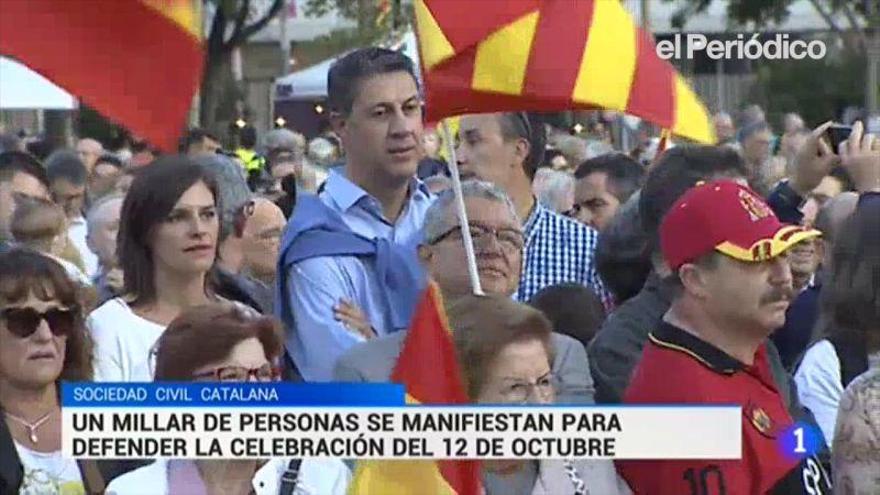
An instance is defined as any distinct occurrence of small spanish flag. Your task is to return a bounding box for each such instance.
[348,281,481,495]
[414,0,715,144]
[0,0,204,152]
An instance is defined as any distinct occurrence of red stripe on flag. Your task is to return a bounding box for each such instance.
[625,29,674,128]
[390,283,480,495]
[0,0,203,152]
[522,0,595,99]
[423,0,540,52]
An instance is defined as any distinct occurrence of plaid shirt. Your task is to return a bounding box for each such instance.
[513,202,610,307]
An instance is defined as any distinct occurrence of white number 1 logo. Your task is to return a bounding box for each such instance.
[794,427,806,454]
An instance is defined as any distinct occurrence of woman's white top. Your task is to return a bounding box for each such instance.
[105,458,351,495]
[87,298,165,382]
[795,339,880,448]
[14,442,85,495]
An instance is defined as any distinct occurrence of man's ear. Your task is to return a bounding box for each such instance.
[678,263,711,300]
[513,138,530,171]
[330,111,346,139]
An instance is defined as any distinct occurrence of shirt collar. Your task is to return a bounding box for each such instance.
[522,198,546,236]
[649,320,746,374]
[324,167,430,213]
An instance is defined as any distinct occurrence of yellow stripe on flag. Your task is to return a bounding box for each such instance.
[414,0,455,70]
[572,0,636,110]
[140,0,201,39]
[672,75,716,143]
[472,11,539,96]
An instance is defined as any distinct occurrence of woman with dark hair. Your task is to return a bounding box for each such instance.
[106,304,350,494]
[794,201,880,447]
[0,248,95,494]
[448,294,630,495]
[87,156,226,382]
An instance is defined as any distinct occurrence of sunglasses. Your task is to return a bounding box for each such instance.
[0,306,78,339]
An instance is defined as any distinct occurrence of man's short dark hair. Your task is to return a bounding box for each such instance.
[529,283,606,349]
[498,112,547,180]
[238,126,258,149]
[0,151,50,188]
[180,127,219,153]
[327,47,418,116]
[95,153,123,170]
[45,150,87,186]
[574,153,645,203]
[639,145,748,251]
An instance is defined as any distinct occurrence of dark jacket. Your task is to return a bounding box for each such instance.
[588,273,672,404]
[0,415,23,495]
[771,279,822,371]
[214,268,274,315]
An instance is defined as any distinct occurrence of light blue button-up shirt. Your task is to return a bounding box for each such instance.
[283,168,433,382]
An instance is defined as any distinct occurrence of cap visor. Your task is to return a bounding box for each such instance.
[715,225,822,262]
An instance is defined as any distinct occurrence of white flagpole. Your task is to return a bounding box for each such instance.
[440,120,484,296]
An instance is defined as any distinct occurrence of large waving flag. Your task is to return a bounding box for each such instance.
[0,0,204,152]
[415,0,715,143]
[349,281,481,495]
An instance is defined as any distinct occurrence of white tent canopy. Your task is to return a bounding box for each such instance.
[0,57,76,110]
[275,31,420,101]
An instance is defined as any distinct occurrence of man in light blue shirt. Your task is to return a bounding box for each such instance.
[276,47,432,381]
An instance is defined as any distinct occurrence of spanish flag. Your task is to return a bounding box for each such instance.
[349,282,481,495]
[415,0,715,144]
[0,0,204,152]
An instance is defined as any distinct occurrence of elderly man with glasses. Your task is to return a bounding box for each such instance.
[334,180,595,405]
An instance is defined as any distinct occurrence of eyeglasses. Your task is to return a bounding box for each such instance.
[192,363,281,382]
[498,373,559,404]
[0,306,78,339]
[429,223,525,251]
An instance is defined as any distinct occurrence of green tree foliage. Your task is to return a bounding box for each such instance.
[749,51,867,124]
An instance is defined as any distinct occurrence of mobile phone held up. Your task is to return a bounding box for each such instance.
[823,124,852,153]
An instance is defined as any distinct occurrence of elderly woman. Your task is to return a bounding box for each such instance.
[448,294,631,495]
[105,304,350,494]
[0,248,96,494]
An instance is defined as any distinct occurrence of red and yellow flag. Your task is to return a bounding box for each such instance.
[415,0,715,144]
[349,281,481,495]
[0,0,204,152]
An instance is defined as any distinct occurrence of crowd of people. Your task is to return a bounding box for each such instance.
[0,45,878,494]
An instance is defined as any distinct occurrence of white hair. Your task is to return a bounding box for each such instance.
[423,180,519,244]
[86,193,125,237]
[532,168,574,214]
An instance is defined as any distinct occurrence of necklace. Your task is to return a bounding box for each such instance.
[4,409,56,444]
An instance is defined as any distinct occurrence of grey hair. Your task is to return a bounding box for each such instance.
[192,153,253,241]
[263,129,305,154]
[423,180,519,244]
[85,193,125,237]
[533,168,574,214]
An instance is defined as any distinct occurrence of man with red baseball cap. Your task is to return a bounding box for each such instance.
[617,180,831,494]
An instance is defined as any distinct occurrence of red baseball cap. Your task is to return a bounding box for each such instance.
[660,180,821,270]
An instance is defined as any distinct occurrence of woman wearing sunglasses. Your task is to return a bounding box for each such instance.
[449,295,631,495]
[106,304,351,494]
[0,248,94,494]
[87,156,230,382]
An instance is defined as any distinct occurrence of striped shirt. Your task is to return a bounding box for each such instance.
[514,202,610,307]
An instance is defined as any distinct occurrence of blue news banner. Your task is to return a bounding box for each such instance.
[60,383,759,461]
[62,382,405,408]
